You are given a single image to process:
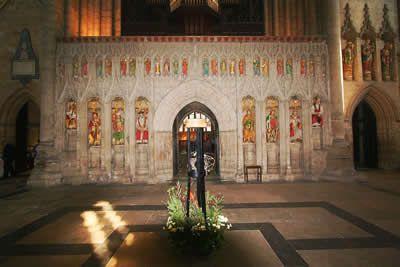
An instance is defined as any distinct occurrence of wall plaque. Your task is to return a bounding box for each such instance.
[11,29,40,86]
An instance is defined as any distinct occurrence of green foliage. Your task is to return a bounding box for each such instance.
[165,182,232,256]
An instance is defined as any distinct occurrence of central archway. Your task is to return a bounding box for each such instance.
[173,102,220,178]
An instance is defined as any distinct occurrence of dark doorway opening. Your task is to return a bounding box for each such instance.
[173,102,220,179]
[352,100,378,169]
[16,103,28,173]
[15,101,40,174]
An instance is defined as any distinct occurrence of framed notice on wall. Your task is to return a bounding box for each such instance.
[11,29,40,86]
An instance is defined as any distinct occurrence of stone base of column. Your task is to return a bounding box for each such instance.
[321,139,358,181]
[29,142,62,187]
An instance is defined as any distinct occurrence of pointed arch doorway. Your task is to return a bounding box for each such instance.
[352,100,378,170]
[173,102,220,178]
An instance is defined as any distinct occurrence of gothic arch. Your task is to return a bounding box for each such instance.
[0,89,40,147]
[346,86,400,169]
[153,79,236,132]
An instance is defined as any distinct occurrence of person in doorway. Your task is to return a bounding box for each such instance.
[2,144,15,178]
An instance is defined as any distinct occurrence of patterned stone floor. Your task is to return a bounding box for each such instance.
[0,170,399,266]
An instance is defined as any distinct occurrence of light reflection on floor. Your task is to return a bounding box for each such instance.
[81,201,134,267]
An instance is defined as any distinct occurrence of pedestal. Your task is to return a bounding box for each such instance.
[322,139,357,181]
[28,142,62,187]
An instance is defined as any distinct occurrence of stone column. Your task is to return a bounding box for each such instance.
[29,0,62,187]
[323,0,355,179]
[354,38,363,81]
[256,100,263,167]
[280,100,288,175]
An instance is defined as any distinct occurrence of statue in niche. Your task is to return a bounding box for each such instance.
[277,58,284,76]
[202,58,209,76]
[163,58,170,76]
[289,98,302,143]
[129,58,136,77]
[239,59,245,76]
[211,58,218,76]
[120,57,127,77]
[72,56,80,79]
[57,60,65,79]
[308,57,315,77]
[342,41,355,80]
[144,58,151,76]
[311,96,323,128]
[88,99,101,146]
[381,42,393,81]
[172,58,179,75]
[261,58,269,77]
[105,57,112,77]
[112,98,125,145]
[182,58,188,76]
[253,57,261,76]
[229,59,236,76]
[266,97,279,143]
[65,100,77,130]
[154,57,161,76]
[300,58,307,76]
[96,57,103,78]
[135,97,150,144]
[242,96,256,143]
[286,59,293,76]
[81,56,88,77]
[220,59,227,75]
[361,39,374,81]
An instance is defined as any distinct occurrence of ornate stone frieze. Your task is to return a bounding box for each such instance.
[56,40,329,105]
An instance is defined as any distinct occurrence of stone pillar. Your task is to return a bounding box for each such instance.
[280,100,289,175]
[256,100,263,167]
[29,1,62,187]
[354,38,363,81]
[103,101,112,178]
[323,0,355,179]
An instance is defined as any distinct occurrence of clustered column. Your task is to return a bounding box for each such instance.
[65,0,121,37]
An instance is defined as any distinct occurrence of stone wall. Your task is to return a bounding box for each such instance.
[0,0,44,149]
[340,0,400,169]
[54,38,331,183]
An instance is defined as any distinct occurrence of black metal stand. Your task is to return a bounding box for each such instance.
[186,127,207,228]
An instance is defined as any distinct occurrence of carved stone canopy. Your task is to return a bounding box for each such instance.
[360,4,376,40]
[341,3,358,41]
[379,4,396,42]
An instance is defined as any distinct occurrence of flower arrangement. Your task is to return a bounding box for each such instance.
[165,182,232,256]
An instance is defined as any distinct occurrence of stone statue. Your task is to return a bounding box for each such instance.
[88,112,101,146]
[381,42,393,81]
[361,39,374,81]
[342,41,355,80]
[311,97,323,128]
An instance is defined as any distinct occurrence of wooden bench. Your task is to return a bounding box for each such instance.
[244,165,262,183]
